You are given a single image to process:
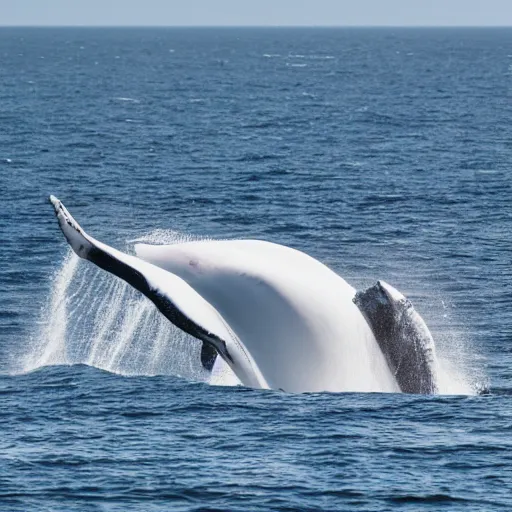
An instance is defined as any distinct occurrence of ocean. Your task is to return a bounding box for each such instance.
[0,27,511,510]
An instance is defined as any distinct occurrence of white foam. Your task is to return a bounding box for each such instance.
[114,97,140,103]
[309,55,335,60]
[209,357,241,387]
[287,54,334,60]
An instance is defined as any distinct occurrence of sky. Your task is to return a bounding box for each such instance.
[1,0,512,27]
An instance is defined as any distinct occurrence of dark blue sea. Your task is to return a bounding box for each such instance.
[1,27,512,511]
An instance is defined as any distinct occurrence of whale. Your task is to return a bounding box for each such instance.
[48,195,438,394]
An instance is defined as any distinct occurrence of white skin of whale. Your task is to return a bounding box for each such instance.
[49,196,399,393]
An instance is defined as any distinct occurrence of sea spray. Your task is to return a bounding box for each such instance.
[21,231,233,384]
[22,249,79,372]
[434,330,488,395]
[419,290,488,395]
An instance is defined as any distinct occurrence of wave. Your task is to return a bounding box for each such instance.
[113,97,140,103]
[287,54,335,60]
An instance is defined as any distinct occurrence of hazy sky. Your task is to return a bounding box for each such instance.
[2,0,512,27]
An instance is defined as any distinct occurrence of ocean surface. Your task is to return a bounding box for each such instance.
[1,27,511,510]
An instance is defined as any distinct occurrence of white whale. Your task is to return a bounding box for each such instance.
[48,196,419,393]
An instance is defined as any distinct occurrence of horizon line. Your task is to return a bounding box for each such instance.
[1,24,512,29]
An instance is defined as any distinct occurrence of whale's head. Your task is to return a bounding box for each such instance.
[376,280,407,306]
[353,280,417,340]
[354,280,438,394]
[353,281,401,338]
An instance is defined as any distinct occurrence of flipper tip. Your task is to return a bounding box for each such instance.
[49,194,60,211]
[48,195,92,258]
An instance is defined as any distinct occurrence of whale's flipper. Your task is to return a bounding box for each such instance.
[353,281,438,394]
[48,196,264,388]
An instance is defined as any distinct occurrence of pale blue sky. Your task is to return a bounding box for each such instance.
[1,0,512,27]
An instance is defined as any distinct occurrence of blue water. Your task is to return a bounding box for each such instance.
[1,27,512,510]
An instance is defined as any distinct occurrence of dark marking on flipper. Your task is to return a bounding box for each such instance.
[87,246,233,364]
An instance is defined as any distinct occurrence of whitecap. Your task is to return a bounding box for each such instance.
[309,55,335,60]
[114,97,140,103]
[344,161,363,168]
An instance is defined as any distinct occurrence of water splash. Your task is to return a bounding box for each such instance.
[21,231,235,385]
[23,250,79,372]
[435,331,488,396]
[420,293,487,396]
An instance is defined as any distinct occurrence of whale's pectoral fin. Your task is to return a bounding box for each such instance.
[48,195,261,383]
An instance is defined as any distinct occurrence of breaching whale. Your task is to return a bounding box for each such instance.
[49,195,438,394]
